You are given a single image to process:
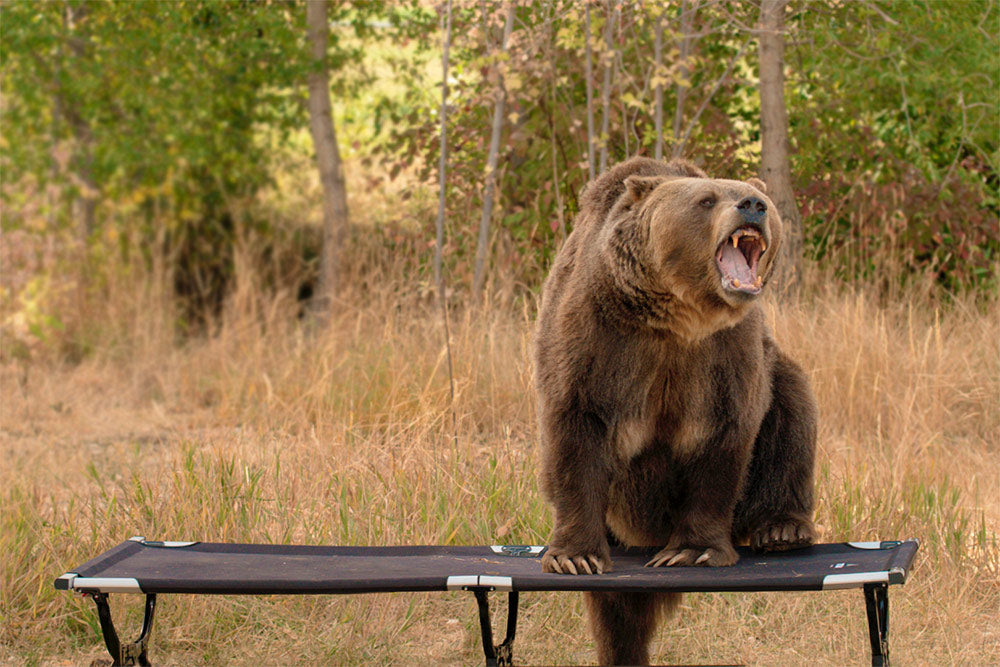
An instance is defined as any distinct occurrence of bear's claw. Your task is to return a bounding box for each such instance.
[645,544,738,568]
[751,518,815,552]
[542,549,610,575]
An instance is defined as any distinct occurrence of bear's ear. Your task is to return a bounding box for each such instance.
[746,177,767,194]
[623,175,664,203]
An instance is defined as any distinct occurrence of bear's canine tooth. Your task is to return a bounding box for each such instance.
[733,279,741,288]
[732,235,739,248]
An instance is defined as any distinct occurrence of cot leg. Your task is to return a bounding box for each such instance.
[472,589,519,666]
[863,583,889,667]
[90,592,157,666]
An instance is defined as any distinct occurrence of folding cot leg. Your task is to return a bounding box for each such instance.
[89,592,157,666]
[863,582,890,667]
[472,589,519,666]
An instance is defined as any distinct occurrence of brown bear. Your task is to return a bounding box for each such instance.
[533,157,817,665]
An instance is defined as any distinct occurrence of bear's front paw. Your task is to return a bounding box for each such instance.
[646,542,738,567]
[541,543,611,575]
[751,517,816,552]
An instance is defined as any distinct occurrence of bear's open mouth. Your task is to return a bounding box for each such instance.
[716,226,767,294]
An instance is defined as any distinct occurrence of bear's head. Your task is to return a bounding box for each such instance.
[600,171,783,339]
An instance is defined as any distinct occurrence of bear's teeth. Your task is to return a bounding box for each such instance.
[732,235,739,248]
[733,279,741,288]
[754,276,763,287]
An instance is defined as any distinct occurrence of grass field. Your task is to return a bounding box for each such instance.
[2,162,998,665]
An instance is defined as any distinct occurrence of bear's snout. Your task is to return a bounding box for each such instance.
[736,196,767,224]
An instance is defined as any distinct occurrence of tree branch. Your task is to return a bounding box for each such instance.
[675,37,751,158]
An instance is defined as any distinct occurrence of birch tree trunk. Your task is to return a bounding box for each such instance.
[671,0,697,158]
[435,0,457,443]
[306,0,349,314]
[472,5,514,302]
[598,1,617,173]
[653,12,664,161]
[434,0,452,296]
[548,4,567,243]
[63,3,98,240]
[584,3,596,181]
[758,0,803,292]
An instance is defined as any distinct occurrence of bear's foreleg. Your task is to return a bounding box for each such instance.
[733,351,817,551]
[585,591,679,665]
[540,408,614,575]
[645,439,748,568]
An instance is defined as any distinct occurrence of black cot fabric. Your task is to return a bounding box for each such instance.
[57,540,918,596]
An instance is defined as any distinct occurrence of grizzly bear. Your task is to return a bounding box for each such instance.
[533,157,817,665]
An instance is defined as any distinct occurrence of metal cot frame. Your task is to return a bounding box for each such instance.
[55,537,919,666]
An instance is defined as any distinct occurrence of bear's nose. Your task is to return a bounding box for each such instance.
[736,196,767,222]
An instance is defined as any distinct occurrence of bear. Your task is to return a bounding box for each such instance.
[533,156,817,665]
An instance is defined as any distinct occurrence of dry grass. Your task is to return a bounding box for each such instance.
[2,204,998,665]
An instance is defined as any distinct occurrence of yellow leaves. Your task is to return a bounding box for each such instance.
[555,24,580,51]
[504,71,523,94]
[2,274,65,350]
[620,92,642,109]
[650,61,687,90]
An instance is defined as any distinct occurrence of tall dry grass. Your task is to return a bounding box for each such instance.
[1,211,998,665]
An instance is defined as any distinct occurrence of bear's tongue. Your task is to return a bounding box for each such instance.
[718,242,756,287]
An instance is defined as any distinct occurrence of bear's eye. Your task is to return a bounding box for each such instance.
[699,197,716,209]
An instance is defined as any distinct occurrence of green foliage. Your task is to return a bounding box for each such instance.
[0,0,416,324]
[790,0,999,292]
[2,0,307,321]
[2,1,304,210]
[1,0,996,335]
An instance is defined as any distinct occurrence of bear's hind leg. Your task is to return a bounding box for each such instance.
[734,350,817,551]
[584,591,679,665]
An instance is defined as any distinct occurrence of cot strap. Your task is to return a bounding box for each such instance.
[472,589,519,666]
[90,592,157,666]
[864,582,890,666]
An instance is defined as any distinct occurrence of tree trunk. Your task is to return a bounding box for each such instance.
[653,12,664,161]
[306,0,349,314]
[758,0,803,293]
[62,2,98,240]
[584,3,596,181]
[472,5,515,302]
[671,0,697,158]
[548,4,567,243]
[435,0,457,446]
[435,0,453,296]
[598,1,617,173]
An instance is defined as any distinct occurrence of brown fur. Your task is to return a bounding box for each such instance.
[534,157,817,665]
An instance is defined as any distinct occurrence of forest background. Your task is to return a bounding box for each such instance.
[1,1,998,664]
